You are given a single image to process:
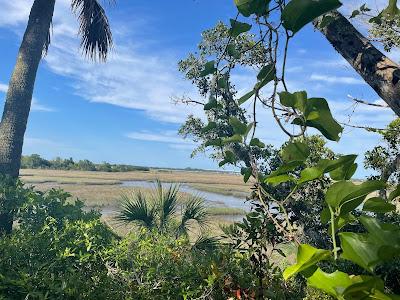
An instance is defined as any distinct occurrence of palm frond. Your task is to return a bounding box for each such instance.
[153,180,179,230]
[71,0,113,61]
[115,191,155,229]
[178,196,209,236]
[191,234,220,252]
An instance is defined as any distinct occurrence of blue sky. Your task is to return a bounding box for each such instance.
[0,0,397,177]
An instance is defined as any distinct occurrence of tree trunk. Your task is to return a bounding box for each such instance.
[315,11,400,117]
[0,0,55,234]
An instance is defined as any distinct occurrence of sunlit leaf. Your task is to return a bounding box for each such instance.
[282,0,342,34]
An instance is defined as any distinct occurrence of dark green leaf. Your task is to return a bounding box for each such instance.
[389,185,400,201]
[254,65,275,91]
[226,44,241,59]
[201,122,217,133]
[204,97,218,110]
[363,197,396,213]
[282,0,342,34]
[229,117,248,135]
[229,19,252,37]
[238,90,255,105]
[241,167,252,183]
[234,0,270,17]
[257,64,275,81]
[199,61,216,77]
[249,138,265,148]
[204,138,223,147]
[278,91,307,112]
[281,142,310,163]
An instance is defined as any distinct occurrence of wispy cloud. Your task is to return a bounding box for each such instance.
[310,73,365,85]
[126,130,196,150]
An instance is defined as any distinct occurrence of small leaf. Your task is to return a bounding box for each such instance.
[350,9,360,18]
[249,138,265,148]
[241,167,252,183]
[204,97,218,110]
[201,122,217,133]
[199,61,216,77]
[238,90,255,105]
[282,0,342,34]
[279,91,307,112]
[234,0,270,17]
[222,134,243,144]
[226,44,241,59]
[229,117,248,135]
[204,138,222,147]
[265,174,294,185]
[283,244,331,280]
[389,185,400,201]
[229,19,252,37]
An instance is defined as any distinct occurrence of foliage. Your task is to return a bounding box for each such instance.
[116,181,209,238]
[177,0,400,298]
[21,154,150,172]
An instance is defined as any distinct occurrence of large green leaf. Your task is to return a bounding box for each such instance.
[306,268,353,298]
[325,180,385,209]
[234,0,270,17]
[254,65,276,91]
[229,19,252,37]
[339,216,400,272]
[281,141,310,162]
[297,155,357,184]
[283,244,331,280]
[363,197,396,213]
[282,0,342,34]
[329,162,357,180]
[303,98,343,141]
[339,232,381,272]
[238,90,255,105]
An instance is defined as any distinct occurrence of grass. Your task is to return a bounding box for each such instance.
[20,168,250,232]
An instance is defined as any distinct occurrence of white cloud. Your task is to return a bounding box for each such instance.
[126,130,196,150]
[310,73,365,85]
[0,83,7,93]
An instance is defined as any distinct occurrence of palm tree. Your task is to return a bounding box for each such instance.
[0,0,113,234]
[116,181,210,238]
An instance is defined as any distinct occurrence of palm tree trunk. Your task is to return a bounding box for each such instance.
[0,0,55,234]
[315,11,400,117]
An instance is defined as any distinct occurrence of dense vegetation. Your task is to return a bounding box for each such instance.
[1,0,400,299]
[20,154,150,172]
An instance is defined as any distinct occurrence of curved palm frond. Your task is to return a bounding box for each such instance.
[71,0,113,61]
[191,234,220,252]
[153,180,180,230]
[177,196,209,236]
[115,191,155,229]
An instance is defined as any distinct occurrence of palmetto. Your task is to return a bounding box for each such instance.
[116,180,210,237]
[0,0,113,233]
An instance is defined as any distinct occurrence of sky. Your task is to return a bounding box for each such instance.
[0,0,397,177]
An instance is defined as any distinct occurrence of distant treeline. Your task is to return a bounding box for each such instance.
[21,154,150,172]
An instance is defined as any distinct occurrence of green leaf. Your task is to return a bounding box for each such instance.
[283,244,331,280]
[265,174,294,185]
[254,65,275,91]
[278,91,307,112]
[303,98,343,141]
[234,0,270,17]
[199,61,216,77]
[201,122,217,133]
[238,90,255,105]
[297,155,357,184]
[219,150,237,167]
[229,117,248,135]
[363,197,396,213]
[249,138,265,148]
[222,134,243,144]
[269,160,303,178]
[282,0,342,34]
[329,162,357,180]
[241,167,252,183]
[350,9,360,18]
[226,44,241,59]
[389,185,400,201]
[229,19,252,37]
[281,142,310,163]
[325,180,385,209]
[306,268,353,298]
[339,232,382,272]
[204,97,218,110]
[204,138,223,147]
[320,206,330,224]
